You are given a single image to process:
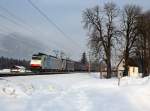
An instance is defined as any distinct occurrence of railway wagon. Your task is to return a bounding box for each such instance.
[74,62,88,71]
[43,55,65,71]
[66,60,74,71]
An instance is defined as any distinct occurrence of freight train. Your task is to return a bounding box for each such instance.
[30,53,88,72]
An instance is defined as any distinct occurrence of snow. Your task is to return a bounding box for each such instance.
[0,69,11,73]
[0,69,31,73]
[0,73,149,111]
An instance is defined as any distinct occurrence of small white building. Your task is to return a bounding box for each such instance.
[117,58,125,77]
[128,66,139,77]
[117,58,139,77]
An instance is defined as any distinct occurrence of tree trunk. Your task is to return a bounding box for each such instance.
[124,48,129,76]
[107,59,111,78]
[148,36,150,75]
[106,45,111,78]
[143,36,148,77]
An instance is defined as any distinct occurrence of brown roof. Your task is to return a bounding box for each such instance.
[128,58,138,67]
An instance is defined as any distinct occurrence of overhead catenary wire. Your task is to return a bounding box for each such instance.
[0,27,44,51]
[0,6,26,25]
[0,14,21,27]
[0,21,69,55]
[0,1,84,59]
[0,5,40,34]
[0,5,50,37]
[0,5,73,54]
[27,0,83,50]
[0,13,39,36]
[0,5,49,36]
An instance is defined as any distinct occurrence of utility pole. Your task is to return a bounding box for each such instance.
[60,51,65,59]
[53,50,59,58]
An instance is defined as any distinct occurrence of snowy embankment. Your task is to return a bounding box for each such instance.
[0,69,11,73]
[0,73,149,111]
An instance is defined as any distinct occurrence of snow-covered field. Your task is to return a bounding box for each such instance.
[0,73,149,111]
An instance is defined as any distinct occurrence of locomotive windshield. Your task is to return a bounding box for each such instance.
[32,56,42,60]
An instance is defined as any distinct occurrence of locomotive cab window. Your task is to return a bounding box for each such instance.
[32,56,41,60]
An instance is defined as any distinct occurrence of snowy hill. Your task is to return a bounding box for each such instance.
[0,73,150,111]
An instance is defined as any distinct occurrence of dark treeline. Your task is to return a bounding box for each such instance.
[0,56,30,69]
[135,11,150,77]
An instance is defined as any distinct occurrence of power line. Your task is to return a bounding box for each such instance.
[0,26,66,56]
[2,4,77,53]
[0,6,40,34]
[0,14,21,26]
[0,19,70,55]
[0,5,48,36]
[27,0,83,49]
[0,26,53,54]
[0,6,25,25]
[0,13,40,36]
[0,1,84,58]
[0,6,72,53]
[0,5,45,35]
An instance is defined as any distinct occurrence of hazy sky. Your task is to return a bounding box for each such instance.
[0,0,149,60]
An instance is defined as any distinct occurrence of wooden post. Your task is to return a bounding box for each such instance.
[118,70,122,86]
[100,61,102,79]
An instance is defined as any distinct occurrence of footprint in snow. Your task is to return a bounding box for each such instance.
[2,85,16,96]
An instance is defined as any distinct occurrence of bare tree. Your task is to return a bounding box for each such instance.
[136,11,150,77]
[121,5,141,76]
[82,2,119,78]
[146,11,150,76]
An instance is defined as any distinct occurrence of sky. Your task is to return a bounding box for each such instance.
[0,0,149,60]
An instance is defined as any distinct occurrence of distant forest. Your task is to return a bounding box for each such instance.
[0,56,30,69]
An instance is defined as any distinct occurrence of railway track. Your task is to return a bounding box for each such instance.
[0,72,73,77]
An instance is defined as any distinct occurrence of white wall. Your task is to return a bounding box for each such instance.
[128,67,139,77]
